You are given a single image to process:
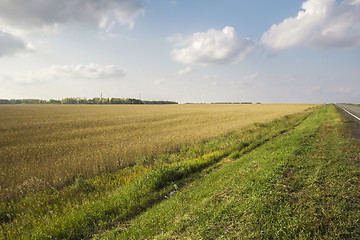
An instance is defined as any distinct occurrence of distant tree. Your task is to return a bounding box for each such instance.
[124,98,143,104]
[0,99,10,104]
[61,98,78,104]
[78,98,87,104]
[49,99,61,104]
[92,98,100,104]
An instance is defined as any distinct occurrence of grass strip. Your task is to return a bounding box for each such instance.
[31,151,228,239]
[94,105,359,239]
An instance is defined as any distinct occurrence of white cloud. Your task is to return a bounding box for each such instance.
[56,64,127,79]
[243,72,259,82]
[0,30,33,56]
[261,0,360,50]
[337,87,351,93]
[306,85,323,95]
[153,78,165,85]
[177,66,195,76]
[0,0,144,34]
[203,74,218,80]
[1,64,127,84]
[170,26,256,65]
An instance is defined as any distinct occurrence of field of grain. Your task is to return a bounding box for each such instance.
[0,104,315,200]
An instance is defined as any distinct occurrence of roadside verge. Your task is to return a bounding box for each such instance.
[95,104,360,239]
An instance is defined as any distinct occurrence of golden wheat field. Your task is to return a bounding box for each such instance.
[0,104,316,200]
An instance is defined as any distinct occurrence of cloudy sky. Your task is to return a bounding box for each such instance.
[0,0,359,103]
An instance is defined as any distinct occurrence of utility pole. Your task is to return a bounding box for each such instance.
[100,92,103,105]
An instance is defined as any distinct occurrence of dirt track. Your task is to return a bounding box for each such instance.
[335,104,360,139]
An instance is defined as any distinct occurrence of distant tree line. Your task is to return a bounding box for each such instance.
[0,99,50,104]
[0,98,178,105]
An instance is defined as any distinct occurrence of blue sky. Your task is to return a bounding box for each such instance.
[0,0,359,103]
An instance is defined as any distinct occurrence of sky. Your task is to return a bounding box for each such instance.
[0,0,359,103]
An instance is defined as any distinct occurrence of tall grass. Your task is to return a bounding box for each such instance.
[0,104,315,200]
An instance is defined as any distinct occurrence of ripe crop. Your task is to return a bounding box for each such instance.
[0,104,315,200]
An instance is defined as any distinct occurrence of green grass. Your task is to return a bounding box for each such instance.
[0,108,312,239]
[1,105,358,239]
[93,105,359,239]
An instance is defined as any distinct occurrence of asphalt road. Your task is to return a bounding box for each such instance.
[335,103,360,139]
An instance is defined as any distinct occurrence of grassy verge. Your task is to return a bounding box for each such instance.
[94,105,360,239]
[0,109,313,239]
